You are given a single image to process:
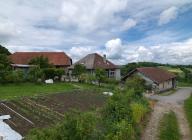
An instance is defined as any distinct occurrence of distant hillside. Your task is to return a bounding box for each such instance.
[121,62,164,76]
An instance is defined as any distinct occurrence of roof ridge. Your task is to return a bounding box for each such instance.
[14,51,66,53]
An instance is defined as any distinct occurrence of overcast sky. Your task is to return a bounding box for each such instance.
[0,0,192,65]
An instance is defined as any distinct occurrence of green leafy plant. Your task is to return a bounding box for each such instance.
[95,68,106,86]
[29,55,53,68]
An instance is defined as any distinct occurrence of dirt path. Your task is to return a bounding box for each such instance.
[142,88,192,140]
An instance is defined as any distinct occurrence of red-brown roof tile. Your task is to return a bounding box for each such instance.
[137,67,176,83]
[9,52,72,66]
[122,67,176,84]
[69,53,118,69]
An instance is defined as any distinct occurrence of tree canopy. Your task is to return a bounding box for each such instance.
[0,54,11,69]
[73,64,86,76]
[0,45,11,55]
[29,56,52,68]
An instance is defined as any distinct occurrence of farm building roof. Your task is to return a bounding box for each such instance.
[9,52,72,66]
[122,67,176,84]
[69,53,118,69]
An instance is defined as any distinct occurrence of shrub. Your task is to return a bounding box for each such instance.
[95,68,106,86]
[54,68,65,79]
[103,78,119,85]
[43,68,56,79]
[125,75,146,97]
[87,74,96,84]
[79,73,89,83]
[43,68,65,80]
[28,66,44,82]
[73,64,86,77]
[4,70,25,83]
[101,90,134,125]
[130,103,148,124]
[105,120,135,140]
[26,111,100,140]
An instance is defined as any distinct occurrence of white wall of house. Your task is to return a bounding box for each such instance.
[107,69,121,80]
[158,80,173,92]
[115,69,121,80]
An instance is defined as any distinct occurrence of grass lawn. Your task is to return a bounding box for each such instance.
[184,96,192,134]
[0,83,77,100]
[0,82,109,100]
[158,111,180,140]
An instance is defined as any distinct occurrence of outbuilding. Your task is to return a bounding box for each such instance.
[122,67,177,93]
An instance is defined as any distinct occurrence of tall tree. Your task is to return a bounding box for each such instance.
[0,54,11,83]
[0,45,11,55]
[29,55,52,68]
[0,54,11,69]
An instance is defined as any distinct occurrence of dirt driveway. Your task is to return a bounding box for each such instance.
[149,88,192,103]
[142,88,192,140]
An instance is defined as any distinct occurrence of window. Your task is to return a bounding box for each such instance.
[109,71,115,78]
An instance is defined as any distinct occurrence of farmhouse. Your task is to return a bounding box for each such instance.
[122,67,177,92]
[69,53,121,80]
[9,52,72,70]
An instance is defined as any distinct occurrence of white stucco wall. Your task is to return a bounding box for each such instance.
[158,80,173,91]
[115,69,121,80]
[135,72,174,92]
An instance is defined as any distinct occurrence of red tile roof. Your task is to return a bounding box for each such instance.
[10,52,72,66]
[69,53,118,69]
[122,67,176,84]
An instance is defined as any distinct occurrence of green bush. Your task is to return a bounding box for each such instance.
[87,74,96,84]
[95,68,106,86]
[27,67,44,82]
[4,70,25,83]
[103,78,119,85]
[130,103,148,124]
[72,64,86,77]
[101,90,134,124]
[105,120,135,140]
[54,68,65,79]
[125,75,146,97]
[43,68,56,79]
[43,68,65,80]
[26,111,100,140]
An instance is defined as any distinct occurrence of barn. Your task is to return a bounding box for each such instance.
[122,67,177,93]
[9,52,72,70]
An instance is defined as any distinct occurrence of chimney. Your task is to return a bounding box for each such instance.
[103,54,107,63]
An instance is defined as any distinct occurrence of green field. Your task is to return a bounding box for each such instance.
[158,66,184,76]
[158,112,180,140]
[184,96,192,134]
[0,83,108,100]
